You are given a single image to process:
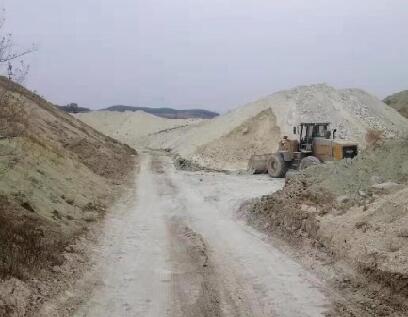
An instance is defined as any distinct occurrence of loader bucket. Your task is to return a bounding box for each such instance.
[247,154,272,174]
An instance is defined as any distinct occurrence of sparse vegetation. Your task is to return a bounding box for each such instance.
[0,76,137,314]
[0,196,66,280]
[0,10,36,141]
[384,90,408,119]
[0,91,31,139]
[58,103,90,114]
[0,11,35,82]
[365,128,384,148]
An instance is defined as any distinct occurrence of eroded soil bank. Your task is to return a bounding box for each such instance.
[0,77,137,316]
[245,141,408,316]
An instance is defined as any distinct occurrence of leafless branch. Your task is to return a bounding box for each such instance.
[0,8,36,139]
[0,9,37,82]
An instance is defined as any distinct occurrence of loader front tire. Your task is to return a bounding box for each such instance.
[267,153,288,178]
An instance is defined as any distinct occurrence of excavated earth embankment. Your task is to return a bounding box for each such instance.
[245,140,408,316]
[0,77,137,316]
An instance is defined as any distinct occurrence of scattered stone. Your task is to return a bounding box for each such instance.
[397,228,408,238]
[369,175,384,185]
[52,210,62,220]
[65,245,75,253]
[285,170,300,184]
[21,201,35,213]
[355,221,371,232]
[300,204,318,213]
[66,214,74,220]
[387,238,401,252]
[358,190,367,197]
[371,182,403,194]
[336,195,350,205]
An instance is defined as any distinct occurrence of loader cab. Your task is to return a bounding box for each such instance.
[294,123,330,153]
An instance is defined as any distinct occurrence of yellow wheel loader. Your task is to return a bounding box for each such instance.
[248,123,358,178]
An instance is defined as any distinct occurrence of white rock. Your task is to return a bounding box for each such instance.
[371,182,403,194]
[369,175,384,185]
[336,195,350,204]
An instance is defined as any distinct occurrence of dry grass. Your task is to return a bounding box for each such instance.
[365,129,384,147]
[0,77,137,316]
[0,84,31,139]
[0,196,67,280]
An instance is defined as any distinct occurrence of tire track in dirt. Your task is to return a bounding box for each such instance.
[154,155,255,317]
[167,218,222,317]
[152,152,223,316]
[158,154,329,316]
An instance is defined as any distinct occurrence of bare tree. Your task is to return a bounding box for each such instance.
[0,9,36,83]
[0,9,36,139]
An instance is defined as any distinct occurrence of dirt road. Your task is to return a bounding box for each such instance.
[52,152,330,316]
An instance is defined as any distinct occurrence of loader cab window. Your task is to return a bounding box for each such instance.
[300,125,314,151]
[314,125,328,138]
[300,124,328,152]
[300,125,314,140]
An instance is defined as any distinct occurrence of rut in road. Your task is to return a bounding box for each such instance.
[69,152,330,316]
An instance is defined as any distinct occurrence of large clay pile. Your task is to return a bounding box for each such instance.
[75,111,200,148]
[146,84,408,170]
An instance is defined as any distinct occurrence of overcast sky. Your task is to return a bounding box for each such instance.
[1,1,408,112]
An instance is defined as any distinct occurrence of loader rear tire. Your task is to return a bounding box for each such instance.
[299,156,321,170]
[267,153,288,178]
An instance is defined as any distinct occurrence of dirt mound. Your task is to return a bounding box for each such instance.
[75,110,200,149]
[303,139,408,197]
[245,140,408,315]
[146,84,408,170]
[101,105,219,119]
[193,109,281,170]
[0,77,136,316]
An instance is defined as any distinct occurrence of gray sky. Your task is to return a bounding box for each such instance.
[2,0,408,112]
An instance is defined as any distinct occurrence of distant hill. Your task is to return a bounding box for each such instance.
[58,103,90,113]
[102,105,219,119]
[384,90,408,118]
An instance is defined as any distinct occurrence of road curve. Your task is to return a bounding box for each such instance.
[68,152,330,316]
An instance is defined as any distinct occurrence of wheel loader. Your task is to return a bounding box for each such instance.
[248,122,358,178]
